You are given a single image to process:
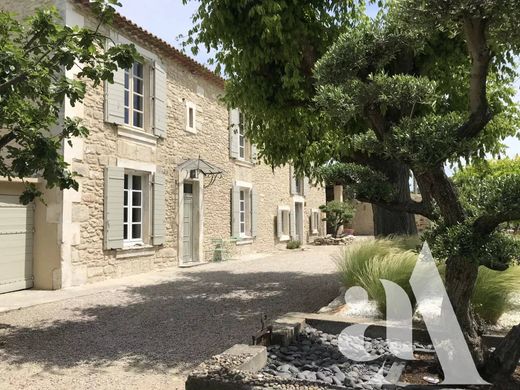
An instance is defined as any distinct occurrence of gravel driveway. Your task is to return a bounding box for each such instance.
[0,246,340,390]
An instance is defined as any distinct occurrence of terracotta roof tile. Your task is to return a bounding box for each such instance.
[73,0,224,88]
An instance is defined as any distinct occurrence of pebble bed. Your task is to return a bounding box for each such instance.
[262,326,434,389]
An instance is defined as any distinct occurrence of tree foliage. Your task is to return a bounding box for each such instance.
[183,0,371,170]
[0,0,138,203]
[188,0,520,376]
[426,158,520,267]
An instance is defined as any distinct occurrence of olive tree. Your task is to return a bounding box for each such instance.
[313,0,520,381]
[188,0,520,381]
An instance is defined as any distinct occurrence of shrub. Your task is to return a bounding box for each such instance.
[473,266,520,323]
[286,240,301,250]
[319,201,356,237]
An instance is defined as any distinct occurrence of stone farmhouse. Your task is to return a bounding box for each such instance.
[0,0,328,293]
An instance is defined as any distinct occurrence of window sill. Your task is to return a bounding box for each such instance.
[292,195,305,202]
[279,235,290,242]
[311,230,319,236]
[0,176,42,184]
[236,237,254,246]
[185,127,197,134]
[233,158,255,168]
[118,125,157,146]
[116,244,156,259]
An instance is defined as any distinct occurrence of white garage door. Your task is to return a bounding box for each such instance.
[0,195,34,294]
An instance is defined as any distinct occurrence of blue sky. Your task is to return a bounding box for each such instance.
[118,0,519,158]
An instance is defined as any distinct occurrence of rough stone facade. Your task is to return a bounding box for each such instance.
[0,0,326,289]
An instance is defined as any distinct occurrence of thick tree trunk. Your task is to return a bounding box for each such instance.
[420,168,484,365]
[484,324,520,381]
[373,163,417,236]
[445,255,484,366]
[373,206,417,236]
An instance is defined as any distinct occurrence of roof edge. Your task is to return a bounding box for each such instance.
[73,0,225,89]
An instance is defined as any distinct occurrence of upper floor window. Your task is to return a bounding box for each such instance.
[229,108,256,163]
[238,112,246,159]
[124,62,148,130]
[294,177,304,196]
[105,49,167,139]
[185,101,197,133]
[290,168,308,197]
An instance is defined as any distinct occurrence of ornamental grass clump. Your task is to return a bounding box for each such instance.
[471,266,520,324]
[339,239,520,324]
[336,238,418,314]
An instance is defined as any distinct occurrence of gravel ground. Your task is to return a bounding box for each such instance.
[0,246,340,390]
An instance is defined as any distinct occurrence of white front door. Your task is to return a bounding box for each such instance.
[182,183,194,263]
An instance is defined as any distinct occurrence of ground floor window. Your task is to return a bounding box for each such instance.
[104,166,165,250]
[123,173,148,245]
[311,209,321,235]
[239,188,251,237]
[232,182,256,239]
[277,206,291,241]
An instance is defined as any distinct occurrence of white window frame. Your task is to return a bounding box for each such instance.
[123,171,150,247]
[237,112,252,162]
[311,209,321,235]
[295,176,304,196]
[235,181,253,238]
[238,112,246,159]
[185,101,197,133]
[278,205,291,241]
[124,61,150,131]
[239,188,252,238]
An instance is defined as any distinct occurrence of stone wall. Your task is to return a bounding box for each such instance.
[351,196,431,236]
[66,6,326,284]
[0,0,326,288]
[0,0,54,19]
